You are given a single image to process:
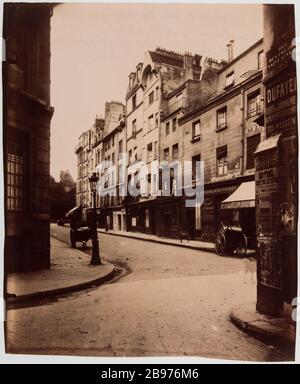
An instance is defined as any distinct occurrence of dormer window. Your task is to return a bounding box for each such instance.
[225,71,234,88]
[129,74,134,89]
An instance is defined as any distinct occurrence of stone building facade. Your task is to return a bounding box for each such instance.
[3,3,54,273]
[124,48,222,236]
[75,41,268,247]
[75,102,124,224]
[179,39,264,243]
[75,129,92,208]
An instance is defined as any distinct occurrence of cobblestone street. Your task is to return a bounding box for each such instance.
[5,225,293,361]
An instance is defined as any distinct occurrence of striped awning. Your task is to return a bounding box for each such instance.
[221,181,255,209]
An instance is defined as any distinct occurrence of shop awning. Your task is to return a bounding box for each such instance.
[221,181,255,209]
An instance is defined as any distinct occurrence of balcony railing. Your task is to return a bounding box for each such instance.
[162,97,188,119]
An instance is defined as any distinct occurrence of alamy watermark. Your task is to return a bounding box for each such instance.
[94,153,204,208]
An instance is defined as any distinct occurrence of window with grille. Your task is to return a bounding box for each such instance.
[7,130,27,211]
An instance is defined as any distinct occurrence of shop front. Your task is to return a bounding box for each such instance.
[201,176,255,242]
[112,208,126,232]
[126,200,157,235]
[221,180,256,249]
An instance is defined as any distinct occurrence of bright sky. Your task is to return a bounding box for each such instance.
[50,2,263,180]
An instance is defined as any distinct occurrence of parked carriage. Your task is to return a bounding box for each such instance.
[66,206,92,248]
[215,222,248,256]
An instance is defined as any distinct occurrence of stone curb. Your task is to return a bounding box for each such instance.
[229,308,296,350]
[98,229,216,254]
[6,264,116,308]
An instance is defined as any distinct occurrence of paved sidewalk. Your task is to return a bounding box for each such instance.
[98,228,256,256]
[7,237,115,304]
[230,302,296,350]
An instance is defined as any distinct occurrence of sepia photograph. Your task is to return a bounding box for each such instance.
[1,0,298,364]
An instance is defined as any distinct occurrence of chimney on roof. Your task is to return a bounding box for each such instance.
[60,170,65,180]
[226,40,234,62]
[183,51,193,81]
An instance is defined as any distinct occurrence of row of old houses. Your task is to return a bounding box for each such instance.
[75,39,264,245]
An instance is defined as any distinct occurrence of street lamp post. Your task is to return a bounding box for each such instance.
[89,172,101,265]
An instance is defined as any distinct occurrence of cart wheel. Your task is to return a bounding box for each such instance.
[70,232,76,248]
[215,232,226,256]
[236,234,247,257]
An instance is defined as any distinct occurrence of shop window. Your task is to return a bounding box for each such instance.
[246,133,261,169]
[216,107,227,131]
[145,209,150,228]
[216,145,228,176]
[248,91,261,118]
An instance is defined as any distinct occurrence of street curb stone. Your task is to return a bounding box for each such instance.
[98,229,216,254]
[229,303,296,350]
[6,264,116,308]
